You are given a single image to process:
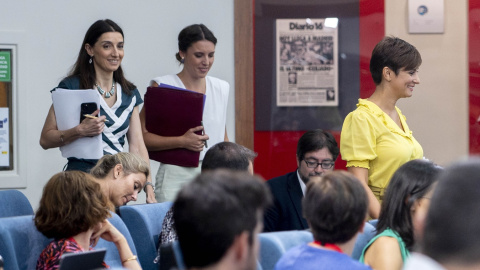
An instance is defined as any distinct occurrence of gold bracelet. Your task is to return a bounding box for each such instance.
[122,255,137,264]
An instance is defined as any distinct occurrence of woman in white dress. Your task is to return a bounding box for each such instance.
[140,24,229,202]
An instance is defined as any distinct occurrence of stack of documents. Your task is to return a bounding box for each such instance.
[52,89,103,159]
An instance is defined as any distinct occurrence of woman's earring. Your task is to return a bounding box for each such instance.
[89,56,93,64]
[181,57,185,64]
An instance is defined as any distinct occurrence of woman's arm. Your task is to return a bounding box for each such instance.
[348,167,381,219]
[127,107,157,203]
[92,220,141,270]
[363,236,403,270]
[39,105,105,149]
[139,106,208,152]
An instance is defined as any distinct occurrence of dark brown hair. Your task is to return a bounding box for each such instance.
[174,170,271,268]
[67,19,136,95]
[175,24,217,63]
[369,36,422,85]
[35,171,113,239]
[377,159,442,251]
[303,171,367,244]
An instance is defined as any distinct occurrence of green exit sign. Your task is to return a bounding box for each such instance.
[0,52,11,82]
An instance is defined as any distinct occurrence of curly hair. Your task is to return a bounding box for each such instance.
[35,171,113,239]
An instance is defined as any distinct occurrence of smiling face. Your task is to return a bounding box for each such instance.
[390,67,420,98]
[85,31,124,75]
[109,165,146,206]
[179,40,215,80]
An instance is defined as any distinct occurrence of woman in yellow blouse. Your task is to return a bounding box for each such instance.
[341,36,423,219]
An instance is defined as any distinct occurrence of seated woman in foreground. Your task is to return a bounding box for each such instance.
[35,171,141,270]
[359,159,442,270]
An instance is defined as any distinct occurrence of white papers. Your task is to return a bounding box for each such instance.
[0,108,9,166]
[52,89,103,159]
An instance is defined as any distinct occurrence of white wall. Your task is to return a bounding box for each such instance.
[385,0,469,167]
[0,0,235,209]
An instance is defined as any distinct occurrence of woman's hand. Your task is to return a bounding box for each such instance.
[182,126,209,152]
[77,109,106,137]
[91,219,142,270]
[40,105,105,149]
[91,220,125,247]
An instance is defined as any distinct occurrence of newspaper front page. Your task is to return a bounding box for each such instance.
[276,18,338,107]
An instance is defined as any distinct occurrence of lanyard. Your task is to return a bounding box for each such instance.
[313,240,343,253]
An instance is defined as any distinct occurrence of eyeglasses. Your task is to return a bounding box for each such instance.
[303,160,335,169]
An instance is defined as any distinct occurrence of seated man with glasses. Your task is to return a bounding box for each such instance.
[263,129,339,232]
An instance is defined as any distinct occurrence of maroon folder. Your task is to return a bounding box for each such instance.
[144,85,205,167]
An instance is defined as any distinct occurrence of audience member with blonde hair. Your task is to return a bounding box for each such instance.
[35,171,141,270]
[90,152,149,206]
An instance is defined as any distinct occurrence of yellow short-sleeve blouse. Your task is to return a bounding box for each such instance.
[340,99,423,189]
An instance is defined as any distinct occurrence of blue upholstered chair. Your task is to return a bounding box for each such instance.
[96,212,139,268]
[258,222,376,270]
[0,190,34,218]
[368,219,378,229]
[0,215,52,270]
[351,221,377,260]
[258,230,313,270]
[119,202,173,270]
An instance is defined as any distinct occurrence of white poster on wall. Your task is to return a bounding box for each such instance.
[276,18,339,107]
[408,0,444,34]
[0,108,9,167]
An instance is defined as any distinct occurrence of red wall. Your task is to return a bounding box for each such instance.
[253,0,385,180]
[469,0,480,154]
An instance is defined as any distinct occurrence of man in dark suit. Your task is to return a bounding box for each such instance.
[263,129,339,232]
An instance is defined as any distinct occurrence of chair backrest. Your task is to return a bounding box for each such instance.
[258,230,313,270]
[0,190,34,218]
[351,221,377,260]
[0,215,52,270]
[96,212,139,268]
[118,202,173,270]
[158,240,186,270]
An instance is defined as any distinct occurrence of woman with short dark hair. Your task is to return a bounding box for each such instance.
[340,36,424,218]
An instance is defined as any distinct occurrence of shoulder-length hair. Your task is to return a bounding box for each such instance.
[35,171,113,239]
[376,159,442,250]
[67,19,136,95]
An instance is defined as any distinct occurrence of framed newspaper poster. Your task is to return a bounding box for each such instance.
[276,18,338,107]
